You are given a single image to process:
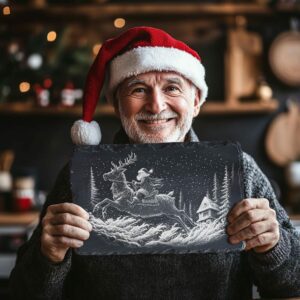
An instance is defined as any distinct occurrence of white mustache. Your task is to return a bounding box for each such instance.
[135,111,178,121]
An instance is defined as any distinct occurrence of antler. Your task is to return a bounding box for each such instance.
[117,152,137,169]
[110,152,137,170]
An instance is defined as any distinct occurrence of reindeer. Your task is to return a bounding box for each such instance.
[93,152,196,232]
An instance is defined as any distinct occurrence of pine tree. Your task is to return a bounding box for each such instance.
[218,166,230,220]
[90,167,100,208]
[179,190,183,209]
[212,173,218,202]
[189,201,193,218]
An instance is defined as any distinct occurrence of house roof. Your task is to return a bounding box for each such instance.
[196,196,219,213]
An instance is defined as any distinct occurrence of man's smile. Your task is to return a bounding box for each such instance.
[139,118,176,125]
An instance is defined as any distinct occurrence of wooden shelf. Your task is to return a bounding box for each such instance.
[2,3,299,23]
[0,212,40,226]
[12,3,273,16]
[290,215,300,221]
[0,100,279,116]
[0,102,114,117]
[200,99,279,115]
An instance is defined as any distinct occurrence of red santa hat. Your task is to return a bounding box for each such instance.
[138,168,153,177]
[71,26,208,145]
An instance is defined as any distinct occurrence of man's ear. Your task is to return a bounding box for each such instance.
[113,92,121,118]
[114,102,121,118]
[193,89,201,117]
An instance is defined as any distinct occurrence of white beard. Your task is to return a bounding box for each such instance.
[119,105,194,144]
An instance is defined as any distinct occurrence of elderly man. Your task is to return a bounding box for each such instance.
[10,27,300,299]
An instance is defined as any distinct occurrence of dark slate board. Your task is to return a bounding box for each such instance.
[71,141,245,255]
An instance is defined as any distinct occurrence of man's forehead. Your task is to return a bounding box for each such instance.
[122,72,187,87]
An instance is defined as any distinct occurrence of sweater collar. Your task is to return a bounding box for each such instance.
[113,126,199,144]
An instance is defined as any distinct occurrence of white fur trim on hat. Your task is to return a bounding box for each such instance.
[106,46,208,105]
[71,120,101,145]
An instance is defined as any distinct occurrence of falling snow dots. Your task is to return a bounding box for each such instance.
[19,82,30,93]
[47,31,57,42]
[114,18,126,29]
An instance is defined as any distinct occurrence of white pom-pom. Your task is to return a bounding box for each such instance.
[71,120,101,145]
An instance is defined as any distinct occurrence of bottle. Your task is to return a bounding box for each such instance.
[0,151,14,211]
[0,171,12,211]
[13,176,35,212]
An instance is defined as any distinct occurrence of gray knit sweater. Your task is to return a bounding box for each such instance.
[9,129,300,300]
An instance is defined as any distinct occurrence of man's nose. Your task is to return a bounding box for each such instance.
[145,89,167,114]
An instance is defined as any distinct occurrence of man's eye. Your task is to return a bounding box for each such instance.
[132,87,146,94]
[166,86,180,93]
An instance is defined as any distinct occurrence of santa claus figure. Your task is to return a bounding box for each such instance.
[131,168,163,205]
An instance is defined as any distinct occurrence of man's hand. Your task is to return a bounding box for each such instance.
[226,198,280,253]
[41,203,92,263]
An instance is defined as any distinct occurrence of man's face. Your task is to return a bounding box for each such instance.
[115,71,200,143]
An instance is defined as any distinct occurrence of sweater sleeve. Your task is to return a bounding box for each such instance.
[9,163,73,300]
[242,152,300,298]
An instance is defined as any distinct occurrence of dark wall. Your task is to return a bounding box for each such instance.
[0,115,120,191]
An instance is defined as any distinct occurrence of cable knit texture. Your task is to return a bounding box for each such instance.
[9,128,300,300]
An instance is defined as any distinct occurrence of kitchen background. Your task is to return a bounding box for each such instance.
[0,0,300,298]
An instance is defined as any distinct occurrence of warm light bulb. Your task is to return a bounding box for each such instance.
[92,44,102,56]
[47,31,57,42]
[19,82,30,93]
[258,84,273,101]
[3,6,11,15]
[27,54,43,70]
[8,42,18,55]
[114,18,126,29]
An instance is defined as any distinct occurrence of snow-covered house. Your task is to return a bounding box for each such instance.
[196,196,219,224]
